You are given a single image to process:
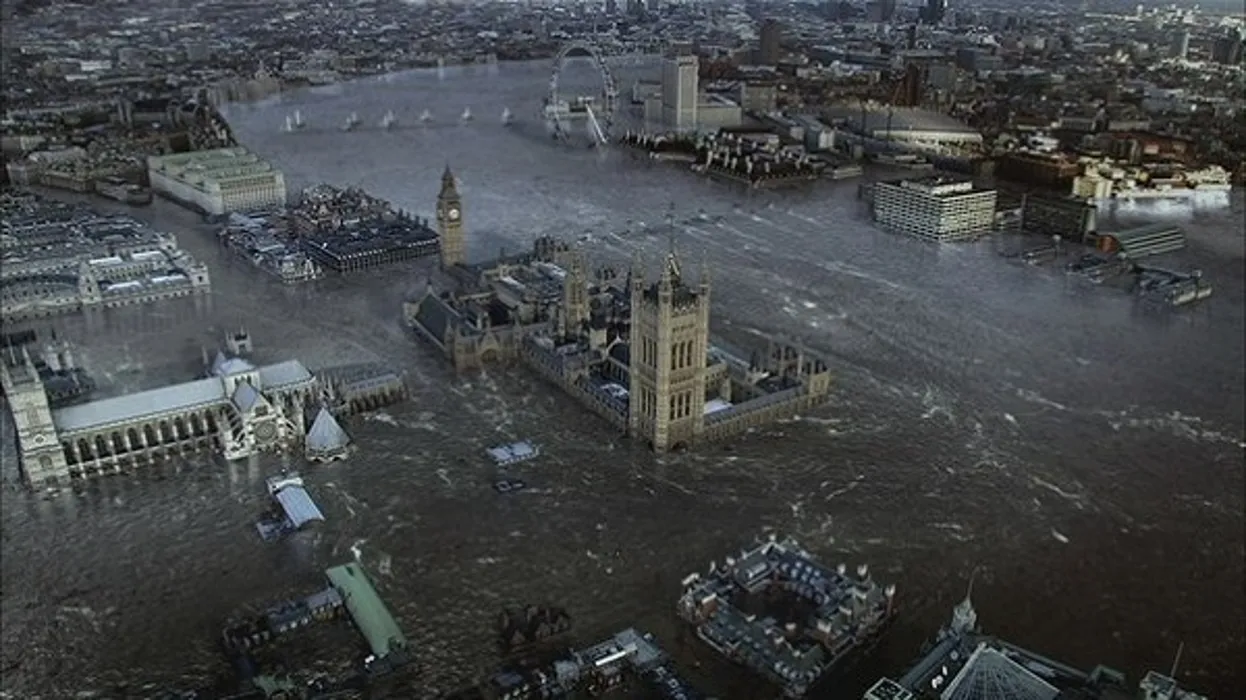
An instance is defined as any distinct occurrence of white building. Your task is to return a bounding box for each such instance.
[873,177,998,242]
[661,54,699,131]
[147,147,287,216]
[645,55,742,132]
[697,94,743,130]
[1,338,319,487]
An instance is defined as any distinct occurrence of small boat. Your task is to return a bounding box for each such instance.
[293,109,305,129]
[502,107,514,126]
[460,107,473,122]
[419,109,432,124]
[381,110,396,129]
[283,115,294,132]
[493,478,527,494]
[342,112,360,131]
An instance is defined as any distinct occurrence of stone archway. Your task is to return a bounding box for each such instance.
[480,348,500,364]
[77,437,93,461]
[144,423,159,446]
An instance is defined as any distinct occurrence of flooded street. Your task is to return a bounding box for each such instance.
[1,59,1243,699]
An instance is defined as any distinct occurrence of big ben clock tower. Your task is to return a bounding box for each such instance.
[436,165,465,268]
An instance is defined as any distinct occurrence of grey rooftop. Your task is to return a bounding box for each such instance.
[51,359,315,434]
[306,407,351,456]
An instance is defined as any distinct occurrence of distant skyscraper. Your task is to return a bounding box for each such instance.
[661,54,699,131]
[646,0,660,14]
[879,0,896,22]
[1211,29,1243,65]
[605,0,618,15]
[759,19,782,65]
[922,0,946,24]
[1171,29,1190,60]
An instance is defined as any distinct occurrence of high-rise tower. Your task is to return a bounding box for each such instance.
[759,19,782,65]
[436,165,465,268]
[660,53,699,132]
[627,249,710,452]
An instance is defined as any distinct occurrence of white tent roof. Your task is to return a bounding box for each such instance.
[306,407,351,455]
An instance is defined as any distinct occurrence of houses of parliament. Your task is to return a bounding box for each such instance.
[404,166,832,451]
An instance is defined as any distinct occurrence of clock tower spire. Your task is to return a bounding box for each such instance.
[436,164,465,268]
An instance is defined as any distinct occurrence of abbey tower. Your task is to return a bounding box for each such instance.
[1,347,68,485]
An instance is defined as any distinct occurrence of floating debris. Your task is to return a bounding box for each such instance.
[493,478,527,494]
[496,604,572,653]
[487,440,540,466]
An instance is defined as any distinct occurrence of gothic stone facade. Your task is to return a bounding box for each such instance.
[404,166,833,452]
[1,341,317,487]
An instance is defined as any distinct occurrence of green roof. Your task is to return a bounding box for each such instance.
[325,562,407,658]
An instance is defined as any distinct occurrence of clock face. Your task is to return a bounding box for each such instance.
[448,208,460,221]
[255,422,276,441]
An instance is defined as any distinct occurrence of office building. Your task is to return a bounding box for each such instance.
[147,147,287,216]
[758,19,782,65]
[1020,194,1097,243]
[872,177,997,242]
[661,54,699,132]
[1171,29,1190,61]
[868,0,897,22]
[1211,30,1242,65]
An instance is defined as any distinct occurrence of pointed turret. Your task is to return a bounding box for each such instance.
[305,406,352,462]
[949,567,979,636]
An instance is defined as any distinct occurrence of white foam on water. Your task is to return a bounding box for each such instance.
[1016,388,1071,412]
[1098,408,1244,448]
[715,220,772,248]
[1004,413,1019,427]
[364,412,400,426]
[919,385,956,422]
[822,477,863,502]
[1031,476,1085,507]
[1050,528,1070,544]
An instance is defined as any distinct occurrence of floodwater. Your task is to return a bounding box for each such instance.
[1,59,1243,699]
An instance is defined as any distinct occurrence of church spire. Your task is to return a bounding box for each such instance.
[949,566,980,636]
